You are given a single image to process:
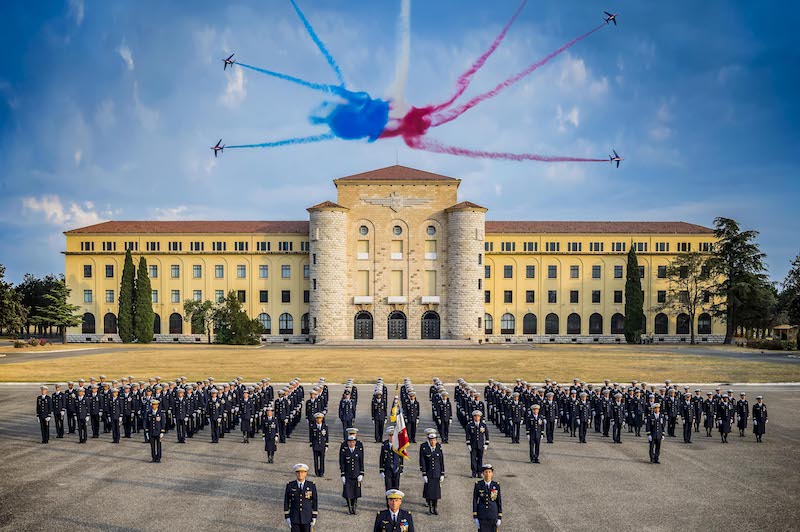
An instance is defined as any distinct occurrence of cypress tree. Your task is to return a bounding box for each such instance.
[624,246,645,343]
[118,249,136,342]
[133,256,155,343]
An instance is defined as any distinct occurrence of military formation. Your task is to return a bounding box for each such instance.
[35,374,769,529]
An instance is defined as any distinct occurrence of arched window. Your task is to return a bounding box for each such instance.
[301,313,310,334]
[545,313,559,335]
[484,313,493,335]
[523,313,537,335]
[567,313,581,335]
[676,313,691,334]
[698,313,711,335]
[169,313,183,334]
[500,313,515,335]
[654,313,668,335]
[279,313,294,335]
[258,313,271,334]
[82,313,95,334]
[153,314,161,335]
[589,313,603,335]
[611,313,625,334]
[103,313,117,334]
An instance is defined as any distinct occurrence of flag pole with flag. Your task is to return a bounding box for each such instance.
[391,384,410,460]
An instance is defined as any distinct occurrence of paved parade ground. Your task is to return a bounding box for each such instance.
[1,382,799,531]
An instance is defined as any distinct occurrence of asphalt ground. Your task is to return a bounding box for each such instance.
[1,384,799,532]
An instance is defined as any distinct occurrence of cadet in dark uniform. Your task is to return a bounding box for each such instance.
[380,426,403,491]
[65,381,78,434]
[208,387,223,443]
[146,399,166,462]
[543,392,558,443]
[473,464,502,532]
[611,393,625,443]
[339,390,356,441]
[466,410,489,478]
[374,489,414,532]
[681,392,695,443]
[526,404,544,463]
[88,384,102,438]
[75,387,89,443]
[263,404,279,463]
[420,432,445,515]
[703,391,715,437]
[752,395,768,442]
[340,427,365,515]
[52,384,66,438]
[121,384,134,438]
[108,387,123,443]
[36,385,53,443]
[508,393,524,444]
[372,390,387,443]
[174,386,190,443]
[576,392,591,443]
[309,412,329,477]
[717,394,733,443]
[284,463,318,532]
[737,392,749,436]
[406,391,420,443]
[646,403,665,463]
[239,388,255,443]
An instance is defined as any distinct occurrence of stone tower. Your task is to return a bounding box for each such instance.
[445,202,487,340]
[307,201,350,342]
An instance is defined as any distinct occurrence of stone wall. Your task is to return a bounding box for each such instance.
[446,210,485,340]
[483,334,725,344]
[309,209,350,341]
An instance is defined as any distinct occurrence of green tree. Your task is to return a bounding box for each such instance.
[183,299,215,344]
[657,252,716,345]
[133,256,154,343]
[118,249,136,342]
[780,253,800,326]
[17,273,60,336]
[211,291,263,345]
[0,265,28,335]
[708,217,767,344]
[29,278,82,343]
[624,247,645,343]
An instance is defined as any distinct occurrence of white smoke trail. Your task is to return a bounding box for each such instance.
[386,0,411,118]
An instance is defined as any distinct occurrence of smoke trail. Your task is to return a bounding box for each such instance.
[236,62,345,96]
[289,0,346,87]
[408,137,607,163]
[226,133,336,149]
[431,23,606,127]
[432,0,528,112]
[386,0,412,119]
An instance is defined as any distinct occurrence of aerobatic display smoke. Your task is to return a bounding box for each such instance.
[218,0,620,165]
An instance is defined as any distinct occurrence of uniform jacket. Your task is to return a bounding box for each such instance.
[466,420,489,447]
[309,422,329,451]
[473,480,502,522]
[373,508,414,532]
[36,394,53,419]
[340,441,365,478]
[283,480,318,525]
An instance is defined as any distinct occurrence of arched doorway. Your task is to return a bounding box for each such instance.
[567,313,581,335]
[82,313,95,334]
[387,311,407,340]
[354,311,374,339]
[654,313,668,335]
[698,313,711,335]
[103,313,117,334]
[301,313,310,335]
[279,313,294,335]
[500,313,515,335]
[523,313,537,335]
[421,311,441,339]
[169,313,183,334]
[611,313,625,334]
[676,313,691,335]
[484,313,493,335]
[545,313,559,335]
[153,314,161,335]
[257,313,271,334]
[589,313,603,335]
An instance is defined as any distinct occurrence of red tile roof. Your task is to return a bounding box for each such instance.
[445,201,488,212]
[306,201,349,211]
[485,221,714,234]
[65,221,309,235]
[335,165,459,182]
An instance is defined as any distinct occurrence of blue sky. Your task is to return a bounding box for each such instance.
[1,0,797,284]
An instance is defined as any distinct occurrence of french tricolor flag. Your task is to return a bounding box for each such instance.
[392,400,410,460]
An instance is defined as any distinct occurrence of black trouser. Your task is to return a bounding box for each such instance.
[529,435,540,461]
[683,421,692,443]
[123,415,133,438]
[289,523,311,532]
[649,437,661,462]
[384,468,401,490]
[90,414,100,437]
[408,419,417,442]
[176,420,186,442]
[668,417,677,436]
[478,520,497,532]
[612,421,622,443]
[374,419,385,442]
[78,418,88,442]
[578,421,588,443]
[511,421,521,443]
[210,420,220,443]
[39,418,49,443]
[67,410,76,433]
[469,446,484,476]
[313,449,325,476]
[55,412,65,437]
[111,419,121,443]
[602,416,611,436]
[440,420,450,443]
[545,420,555,443]
[594,412,602,432]
[279,419,288,442]
[102,413,110,433]
[150,435,162,461]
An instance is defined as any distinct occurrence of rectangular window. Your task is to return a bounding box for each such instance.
[313,279,317,290]
[151,290,158,303]
[81,241,95,251]
[504,290,513,303]
[259,265,268,278]
[478,278,482,290]
[526,290,535,303]
[312,253,317,265]
[193,265,202,278]
[215,265,224,278]
[83,265,92,278]
[639,265,645,279]
[700,242,712,253]
[424,270,437,296]
[105,265,114,278]
[303,264,310,279]
[501,242,516,252]
[391,240,403,259]
[146,242,160,252]
[301,242,310,252]
[504,265,513,279]
[570,290,579,304]
[548,265,557,279]
[485,265,491,279]
[356,271,369,296]
[589,242,605,252]
[171,265,180,278]
[212,241,226,252]
[149,265,158,278]
[657,290,666,304]
[655,242,669,252]
[256,242,270,252]
[614,265,623,279]
[234,241,248,252]
[567,242,582,252]
[281,290,290,303]
[190,241,204,252]
[215,290,224,302]
[546,242,560,252]
[168,241,182,252]
[679,265,689,279]
[105,290,114,303]
[125,241,138,252]
[478,254,482,265]
[237,290,246,303]
[278,241,293,252]
[548,290,557,304]
[304,290,310,303]
[102,241,116,252]
[171,290,180,304]
[526,265,535,279]
[570,265,579,279]
[703,290,711,303]
[390,270,403,296]
[592,290,601,304]
[484,242,494,252]
[237,265,246,279]
[678,242,691,252]
[614,290,623,304]
[612,242,626,252]
[485,290,491,303]
[523,242,538,252]
[357,240,369,259]
[635,242,648,252]
[193,290,202,301]
[281,265,291,279]
[657,265,667,278]
[259,290,269,303]
[84,290,92,303]
[592,265,601,279]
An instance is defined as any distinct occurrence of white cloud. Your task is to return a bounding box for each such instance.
[559,56,588,87]
[22,195,106,228]
[151,206,190,220]
[133,81,159,130]
[589,77,609,97]
[117,41,135,71]
[649,125,672,141]
[219,68,247,108]
[68,0,85,26]
[556,105,580,132]
[74,150,83,165]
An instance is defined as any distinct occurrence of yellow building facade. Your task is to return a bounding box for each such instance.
[64,166,722,343]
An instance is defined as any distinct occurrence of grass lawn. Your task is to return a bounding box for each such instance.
[0,344,798,383]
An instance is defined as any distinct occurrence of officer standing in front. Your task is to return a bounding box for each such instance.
[681,392,695,443]
[419,432,445,515]
[380,426,403,491]
[75,386,89,443]
[146,398,166,462]
[263,404,279,463]
[526,404,544,463]
[752,395,768,442]
[284,463,318,532]
[36,385,53,444]
[646,402,665,463]
[309,412,329,477]
[340,427,365,515]
[473,464,502,532]
[466,410,489,478]
[374,489,414,532]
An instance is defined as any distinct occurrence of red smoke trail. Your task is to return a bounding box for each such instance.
[407,137,608,163]
[431,0,528,112]
[430,23,606,127]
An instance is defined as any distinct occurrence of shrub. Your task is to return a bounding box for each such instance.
[28,338,39,346]
[38,338,48,346]
[13,340,25,348]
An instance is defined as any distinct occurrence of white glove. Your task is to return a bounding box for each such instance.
[357,475,363,482]
[275,436,279,442]
[474,518,480,528]
[286,518,291,526]
[753,420,757,425]
[185,418,188,422]
[310,519,316,527]
[423,475,428,483]
[439,475,444,483]
[577,419,580,425]
[85,416,90,422]
[661,434,665,440]
[341,476,346,484]
[527,435,530,441]
[766,419,768,423]
[648,435,652,442]
[381,472,385,479]
[467,444,471,451]
[159,433,163,439]
[497,519,501,526]
[45,416,51,422]
[483,445,488,450]
[449,420,452,424]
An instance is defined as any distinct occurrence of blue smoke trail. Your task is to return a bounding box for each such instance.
[226,133,336,149]
[289,0,346,87]
[236,62,345,96]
